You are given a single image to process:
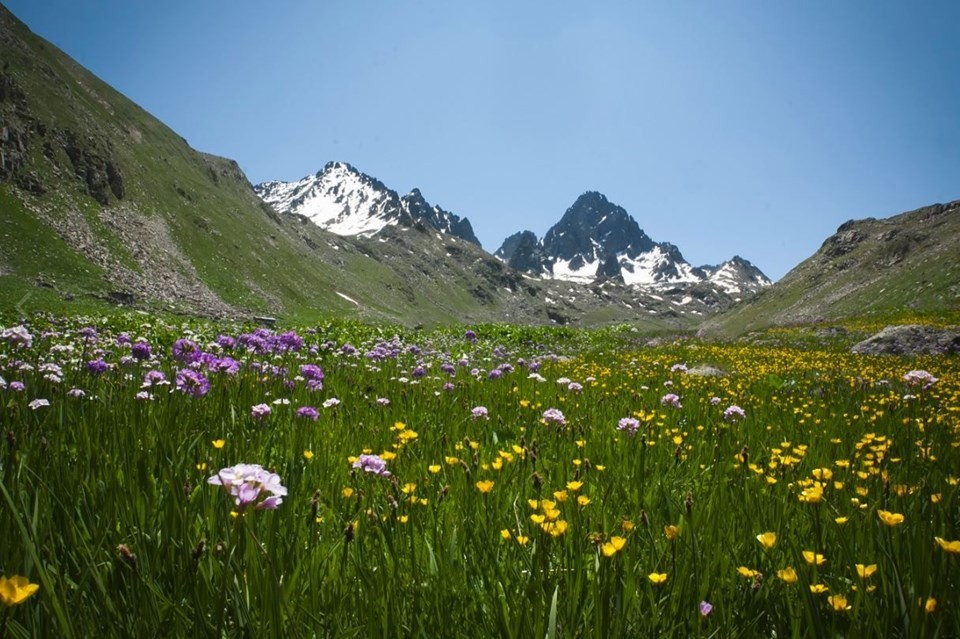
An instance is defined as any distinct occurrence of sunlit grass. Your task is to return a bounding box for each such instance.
[0,314,957,637]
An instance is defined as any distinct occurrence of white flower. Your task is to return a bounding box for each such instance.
[323,398,341,408]
[28,398,50,410]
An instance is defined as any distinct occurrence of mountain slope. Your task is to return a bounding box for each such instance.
[0,3,703,329]
[255,163,480,245]
[702,200,960,335]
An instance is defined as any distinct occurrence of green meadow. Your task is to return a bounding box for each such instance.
[1,315,958,637]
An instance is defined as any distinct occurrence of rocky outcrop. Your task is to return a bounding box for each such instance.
[850,324,960,356]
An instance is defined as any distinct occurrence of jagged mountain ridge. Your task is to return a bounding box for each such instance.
[255,162,480,245]
[497,191,771,296]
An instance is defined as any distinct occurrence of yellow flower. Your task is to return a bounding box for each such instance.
[516,535,530,546]
[621,520,635,532]
[809,584,829,594]
[527,499,540,510]
[664,525,679,541]
[553,490,568,503]
[925,597,937,613]
[475,480,495,493]
[0,575,40,606]
[577,495,591,507]
[777,567,798,584]
[303,450,314,460]
[212,439,226,449]
[648,572,668,585]
[566,481,583,492]
[428,464,441,474]
[934,537,960,554]
[445,456,460,465]
[530,514,546,524]
[799,484,823,504]
[398,515,409,524]
[756,532,777,549]
[856,564,877,579]
[835,516,849,526]
[380,451,397,461]
[341,487,355,498]
[877,510,904,527]
[500,529,512,540]
[542,520,568,537]
[401,483,417,494]
[737,566,759,579]
[602,536,627,557]
[827,594,850,612]
[803,551,826,566]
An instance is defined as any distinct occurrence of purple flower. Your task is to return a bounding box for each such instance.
[130,340,152,360]
[617,417,640,434]
[86,359,109,375]
[208,463,287,511]
[297,406,319,421]
[671,363,689,373]
[376,397,390,406]
[67,387,86,398]
[251,403,272,420]
[709,396,722,406]
[903,369,938,389]
[171,338,201,364]
[723,405,746,423]
[471,406,490,420]
[567,382,583,393]
[143,370,167,387]
[352,454,390,477]
[442,382,455,392]
[216,334,237,350]
[278,331,303,352]
[9,381,25,392]
[699,600,713,617]
[1,325,33,349]
[661,393,682,409]
[210,357,240,375]
[175,369,210,398]
[412,365,427,378]
[542,408,566,426]
[300,363,324,380]
[487,369,502,380]
[135,391,154,401]
[464,329,477,342]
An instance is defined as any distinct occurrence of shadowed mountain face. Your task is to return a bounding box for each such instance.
[702,200,960,335]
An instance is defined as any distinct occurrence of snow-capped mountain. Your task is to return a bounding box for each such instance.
[255,162,480,245]
[497,192,771,296]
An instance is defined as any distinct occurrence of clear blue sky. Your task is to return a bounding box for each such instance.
[6,1,959,280]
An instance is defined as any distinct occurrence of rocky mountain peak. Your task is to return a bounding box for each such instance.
[255,163,479,245]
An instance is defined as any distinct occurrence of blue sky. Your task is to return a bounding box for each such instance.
[6,1,959,279]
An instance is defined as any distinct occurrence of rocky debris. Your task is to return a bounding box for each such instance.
[850,324,960,356]
[686,365,727,377]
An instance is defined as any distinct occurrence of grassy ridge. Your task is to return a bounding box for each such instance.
[1,315,958,637]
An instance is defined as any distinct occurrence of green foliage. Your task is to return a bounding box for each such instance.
[1,314,958,637]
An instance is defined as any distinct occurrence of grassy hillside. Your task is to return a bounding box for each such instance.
[702,201,960,336]
[0,4,709,331]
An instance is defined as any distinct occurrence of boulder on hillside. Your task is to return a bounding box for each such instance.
[850,324,960,356]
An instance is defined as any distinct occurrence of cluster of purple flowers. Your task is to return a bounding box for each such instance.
[299,364,325,391]
[661,393,682,409]
[352,454,390,477]
[723,405,746,423]
[175,369,210,398]
[296,406,319,420]
[471,406,490,420]
[542,408,566,426]
[250,403,272,420]
[903,369,938,389]
[617,417,640,434]
[1,325,33,349]
[208,463,287,511]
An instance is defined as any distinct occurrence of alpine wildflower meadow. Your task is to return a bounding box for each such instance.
[0,315,958,637]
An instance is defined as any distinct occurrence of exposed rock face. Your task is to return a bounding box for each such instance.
[61,130,124,205]
[850,324,960,356]
[496,230,550,274]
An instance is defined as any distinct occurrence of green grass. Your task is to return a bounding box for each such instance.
[1,314,958,637]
